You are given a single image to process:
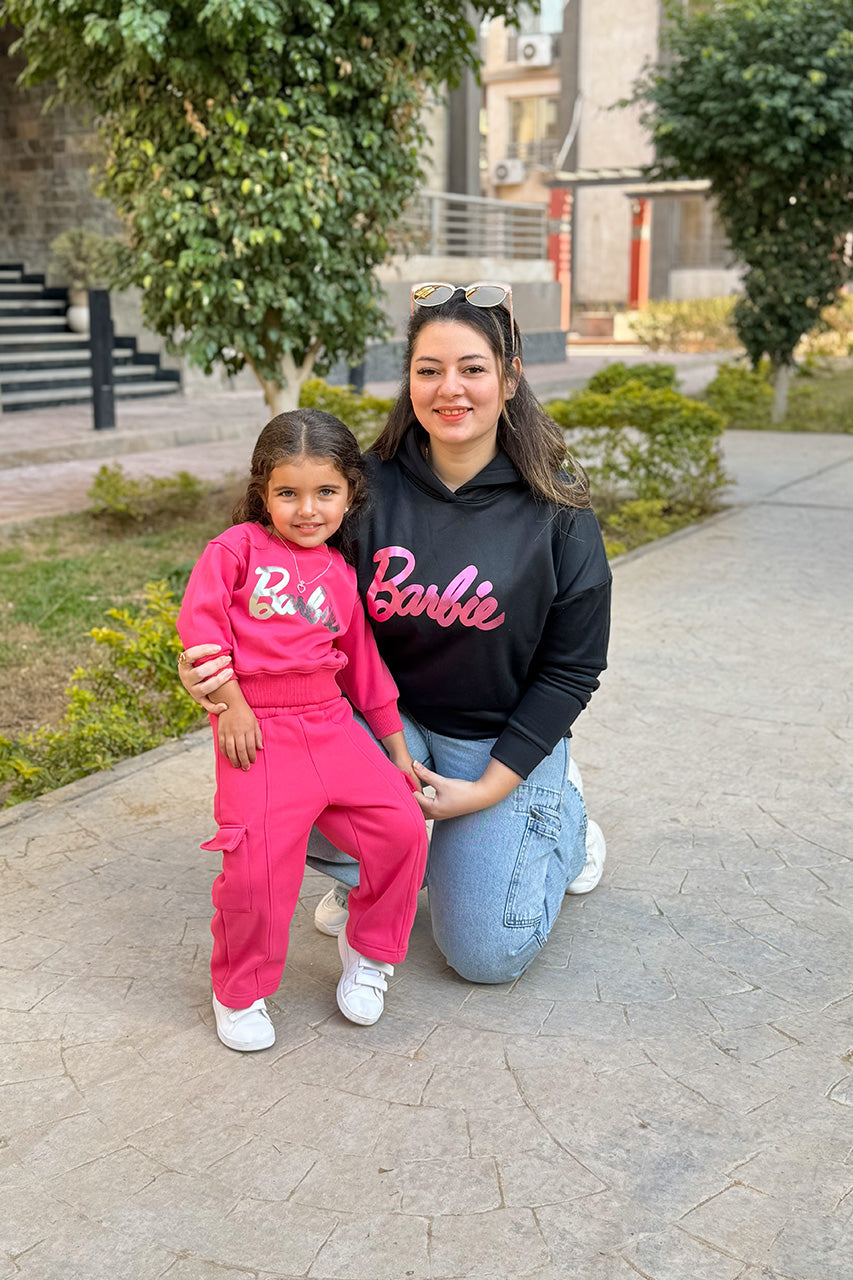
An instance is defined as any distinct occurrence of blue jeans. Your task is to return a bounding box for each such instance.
[306,710,588,984]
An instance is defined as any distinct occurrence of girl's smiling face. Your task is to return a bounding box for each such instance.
[265,455,350,548]
[409,320,514,463]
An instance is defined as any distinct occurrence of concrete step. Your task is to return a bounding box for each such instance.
[0,348,134,369]
[0,300,67,313]
[0,365,179,391]
[0,380,182,411]
[0,333,93,350]
[0,317,69,331]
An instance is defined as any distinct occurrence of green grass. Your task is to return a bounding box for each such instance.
[785,363,853,432]
[1,481,240,739]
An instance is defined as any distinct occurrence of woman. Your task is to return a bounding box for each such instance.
[180,282,611,984]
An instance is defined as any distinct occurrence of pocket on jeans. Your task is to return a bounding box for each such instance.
[201,824,252,914]
[505,785,562,928]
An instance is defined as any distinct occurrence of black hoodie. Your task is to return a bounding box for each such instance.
[350,428,612,779]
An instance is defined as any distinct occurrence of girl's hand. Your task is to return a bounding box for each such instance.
[380,731,422,791]
[218,704,264,770]
[178,643,233,713]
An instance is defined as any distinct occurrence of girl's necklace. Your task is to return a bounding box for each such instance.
[271,530,333,594]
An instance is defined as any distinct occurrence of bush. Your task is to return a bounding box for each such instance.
[629,297,740,352]
[703,362,774,430]
[797,294,853,359]
[0,582,205,806]
[598,498,704,558]
[299,378,395,450]
[87,463,205,525]
[704,359,853,432]
[48,226,118,292]
[586,362,678,394]
[547,383,729,511]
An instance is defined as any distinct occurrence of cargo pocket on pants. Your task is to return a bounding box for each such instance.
[201,824,252,914]
[504,785,563,929]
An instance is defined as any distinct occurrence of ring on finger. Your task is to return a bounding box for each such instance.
[177,651,189,667]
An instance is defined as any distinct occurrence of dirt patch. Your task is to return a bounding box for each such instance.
[4,627,95,739]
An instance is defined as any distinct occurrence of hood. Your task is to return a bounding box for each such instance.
[395,426,523,506]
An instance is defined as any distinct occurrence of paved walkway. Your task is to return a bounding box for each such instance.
[2,378,853,1277]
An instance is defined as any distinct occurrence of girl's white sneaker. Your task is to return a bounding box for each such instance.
[336,932,393,1025]
[212,994,275,1051]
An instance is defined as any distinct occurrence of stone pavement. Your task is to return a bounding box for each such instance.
[2,406,853,1276]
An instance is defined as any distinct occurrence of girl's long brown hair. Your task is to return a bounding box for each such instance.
[371,292,590,509]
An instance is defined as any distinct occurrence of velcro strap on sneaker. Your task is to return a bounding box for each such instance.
[355,960,393,992]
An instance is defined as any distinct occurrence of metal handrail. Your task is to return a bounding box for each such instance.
[392,190,548,260]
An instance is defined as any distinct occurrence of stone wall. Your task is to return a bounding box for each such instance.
[0,28,119,275]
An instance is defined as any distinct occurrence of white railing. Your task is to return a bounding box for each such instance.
[393,190,548,261]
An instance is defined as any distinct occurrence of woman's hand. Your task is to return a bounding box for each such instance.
[218,703,264,770]
[412,757,523,820]
[178,643,233,713]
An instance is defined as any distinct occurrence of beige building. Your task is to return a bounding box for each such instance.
[481,2,737,322]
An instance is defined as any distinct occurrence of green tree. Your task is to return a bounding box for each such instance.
[5,1,525,410]
[633,0,853,421]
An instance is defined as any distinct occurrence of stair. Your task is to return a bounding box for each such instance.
[0,263,181,412]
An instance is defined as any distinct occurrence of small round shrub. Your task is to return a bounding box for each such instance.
[586,362,678,394]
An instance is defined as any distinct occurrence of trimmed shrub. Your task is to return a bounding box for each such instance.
[299,378,394,449]
[88,463,205,525]
[586,362,678,394]
[629,297,740,353]
[548,383,729,511]
[704,360,853,432]
[703,362,774,430]
[0,582,205,806]
[797,294,853,359]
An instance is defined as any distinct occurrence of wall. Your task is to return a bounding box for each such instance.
[572,0,659,305]
[0,29,119,273]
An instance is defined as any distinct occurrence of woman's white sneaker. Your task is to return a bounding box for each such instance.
[566,819,607,895]
[336,931,393,1025]
[314,884,350,936]
[212,994,275,1051]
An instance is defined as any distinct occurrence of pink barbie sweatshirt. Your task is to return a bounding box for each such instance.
[177,522,403,741]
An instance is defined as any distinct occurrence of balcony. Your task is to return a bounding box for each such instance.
[392,190,548,261]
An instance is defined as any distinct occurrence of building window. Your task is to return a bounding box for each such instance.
[507,97,559,167]
[517,0,564,34]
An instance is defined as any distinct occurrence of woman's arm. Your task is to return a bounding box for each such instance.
[411,758,522,820]
[178,643,234,712]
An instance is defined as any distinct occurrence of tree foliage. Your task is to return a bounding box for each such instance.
[5,1,527,409]
[633,0,853,418]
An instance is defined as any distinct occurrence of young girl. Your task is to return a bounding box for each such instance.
[177,409,428,1051]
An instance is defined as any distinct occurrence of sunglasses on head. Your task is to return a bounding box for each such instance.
[411,281,514,333]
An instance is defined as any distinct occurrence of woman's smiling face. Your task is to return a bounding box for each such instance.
[408,319,509,460]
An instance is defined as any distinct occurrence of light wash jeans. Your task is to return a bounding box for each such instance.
[306,709,588,984]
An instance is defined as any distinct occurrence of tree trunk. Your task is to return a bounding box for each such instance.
[245,342,322,416]
[771,363,791,425]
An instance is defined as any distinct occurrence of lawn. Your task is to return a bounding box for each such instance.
[2,479,241,740]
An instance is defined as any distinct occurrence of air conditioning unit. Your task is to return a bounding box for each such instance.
[518,34,553,67]
[493,158,525,185]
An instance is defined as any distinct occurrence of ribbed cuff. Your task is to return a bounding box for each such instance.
[363,700,404,742]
